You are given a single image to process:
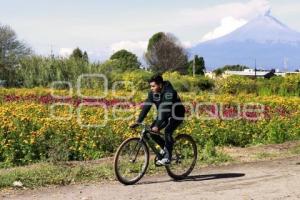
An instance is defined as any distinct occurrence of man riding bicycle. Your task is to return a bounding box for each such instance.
[130,74,185,166]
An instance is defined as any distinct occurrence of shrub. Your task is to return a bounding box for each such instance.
[119,70,153,91]
[217,74,300,97]
[163,72,214,92]
[0,90,300,166]
[215,75,257,94]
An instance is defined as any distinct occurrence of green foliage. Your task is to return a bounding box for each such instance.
[0,90,300,167]
[69,48,89,63]
[0,24,32,86]
[83,51,89,62]
[70,48,82,59]
[147,32,164,51]
[256,76,284,95]
[16,56,92,88]
[0,162,113,188]
[200,140,233,164]
[188,55,206,76]
[5,52,300,97]
[203,140,217,158]
[110,49,140,70]
[279,74,300,96]
[216,75,257,94]
[190,115,300,148]
[119,70,153,91]
[163,71,214,92]
[15,56,133,89]
[217,74,300,96]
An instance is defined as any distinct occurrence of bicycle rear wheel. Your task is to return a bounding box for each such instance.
[114,137,149,185]
[165,134,197,180]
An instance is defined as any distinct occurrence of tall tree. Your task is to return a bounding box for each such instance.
[70,47,83,60]
[110,49,140,71]
[83,51,89,63]
[0,24,31,86]
[69,47,89,63]
[188,55,206,76]
[145,32,188,74]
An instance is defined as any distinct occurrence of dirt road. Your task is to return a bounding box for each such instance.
[2,156,300,200]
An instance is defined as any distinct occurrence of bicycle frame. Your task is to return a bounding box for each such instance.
[143,130,163,158]
[131,123,165,162]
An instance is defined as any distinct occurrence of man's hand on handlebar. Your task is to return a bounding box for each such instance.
[151,126,159,132]
[129,123,159,133]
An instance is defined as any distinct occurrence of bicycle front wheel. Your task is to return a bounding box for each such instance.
[114,137,149,185]
[166,134,197,180]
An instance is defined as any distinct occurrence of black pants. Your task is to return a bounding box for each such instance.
[150,117,183,159]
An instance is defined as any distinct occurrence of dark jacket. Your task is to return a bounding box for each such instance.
[137,81,185,128]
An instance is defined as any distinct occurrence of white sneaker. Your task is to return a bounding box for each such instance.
[156,158,171,166]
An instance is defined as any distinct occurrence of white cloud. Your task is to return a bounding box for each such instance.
[59,48,73,57]
[7,0,300,60]
[179,0,270,26]
[110,40,195,59]
[110,40,148,57]
[273,3,300,15]
[182,41,193,48]
[201,17,247,42]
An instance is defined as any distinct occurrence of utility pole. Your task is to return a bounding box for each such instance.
[50,44,54,59]
[254,58,258,96]
[284,57,288,72]
[193,55,195,77]
[254,58,257,79]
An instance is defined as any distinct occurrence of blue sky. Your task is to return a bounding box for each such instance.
[1,0,300,61]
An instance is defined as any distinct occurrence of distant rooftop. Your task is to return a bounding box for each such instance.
[224,68,300,77]
[225,69,267,76]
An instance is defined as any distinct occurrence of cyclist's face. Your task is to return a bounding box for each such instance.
[149,82,162,93]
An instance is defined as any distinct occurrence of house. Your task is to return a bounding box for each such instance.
[223,68,300,78]
[205,68,300,79]
[223,68,268,78]
[204,71,216,79]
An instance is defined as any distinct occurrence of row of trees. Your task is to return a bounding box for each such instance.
[0,24,31,86]
[0,22,206,87]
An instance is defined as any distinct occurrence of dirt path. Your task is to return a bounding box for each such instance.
[2,156,300,200]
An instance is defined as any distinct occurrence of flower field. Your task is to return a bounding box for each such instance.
[0,88,300,167]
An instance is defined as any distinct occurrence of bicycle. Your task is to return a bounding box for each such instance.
[114,122,197,185]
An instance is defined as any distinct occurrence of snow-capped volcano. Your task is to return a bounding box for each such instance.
[191,10,300,71]
[217,10,300,44]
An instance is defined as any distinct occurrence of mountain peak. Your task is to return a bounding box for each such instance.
[206,11,300,44]
[263,8,271,17]
[191,12,300,70]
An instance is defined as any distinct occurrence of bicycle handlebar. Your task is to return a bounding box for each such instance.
[131,123,163,135]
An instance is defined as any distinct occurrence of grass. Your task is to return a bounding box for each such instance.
[1,141,300,190]
[290,145,300,155]
[254,142,300,160]
[0,149,233,190]
[255,152,275,159]
[0,162,113,189]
